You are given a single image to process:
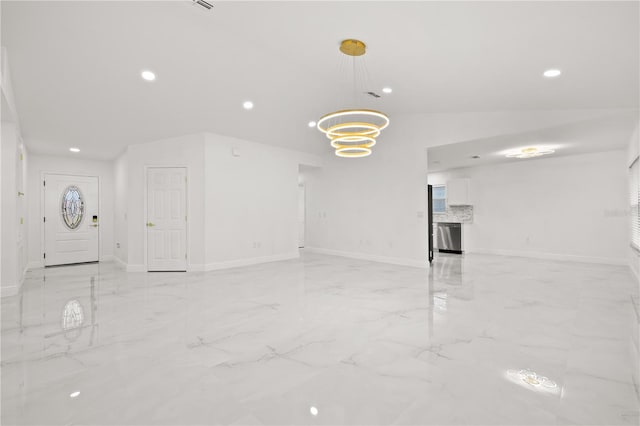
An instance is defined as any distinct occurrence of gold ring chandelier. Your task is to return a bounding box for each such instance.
[316,40,390,158]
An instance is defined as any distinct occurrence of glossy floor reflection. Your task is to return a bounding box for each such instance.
[1,252,638,425]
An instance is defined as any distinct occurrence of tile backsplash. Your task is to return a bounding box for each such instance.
[434,205,474,224]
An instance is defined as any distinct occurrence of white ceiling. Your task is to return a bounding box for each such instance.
[1,1,638,160]
[427,109,639,172]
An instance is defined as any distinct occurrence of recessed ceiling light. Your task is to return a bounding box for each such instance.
[141,70,156,81]
[69,147,80,153]
[382,87,392,94]
[310,406,319,416]
[243,101,254,110]
[69,391,80,398]
[308,121,317,128]
[543,69,561,78]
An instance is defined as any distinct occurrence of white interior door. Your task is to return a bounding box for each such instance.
[146,167,187,272]
[44,174,99,266]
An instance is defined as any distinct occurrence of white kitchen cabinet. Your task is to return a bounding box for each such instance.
[447,178,471,205]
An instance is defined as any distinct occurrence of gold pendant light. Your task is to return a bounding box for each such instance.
[317,39,390,158]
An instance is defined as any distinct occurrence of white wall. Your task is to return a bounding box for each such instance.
[628,123,640,278]
[0,121,3,293]
[429,150,629,264]
[27,154,115,266]
[305,130,429,268]
[117,132,321,271]
[124,134,206,271]
[113,151,128,266]
[302,109,635,268]
[203,133,320,269]
[1,48,27,297]
[1,121,19,294]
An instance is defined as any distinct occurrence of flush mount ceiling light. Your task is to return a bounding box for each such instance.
[141,70,156,81]
[505,147,555,159]
[382,87,393,94]
[243,101,254,110]
[69,147,80,153]
[543,69,562,78]
[308,121,317,128]
[316,39,389,158]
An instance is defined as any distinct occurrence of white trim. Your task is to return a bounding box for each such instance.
[469,248,628,266]
[126,264,146,272]
[1,285,19,298]
[631,264,639,282]
[113,256,127,269]
[27,260,44,270]
[629,248,640,281]
[202,252,299,271]
[305,247,428,269]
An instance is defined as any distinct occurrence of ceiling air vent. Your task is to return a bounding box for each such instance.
[192,0,213,10]
[366,91,381,98]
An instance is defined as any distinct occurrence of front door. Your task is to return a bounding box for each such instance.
[44,174,99,266]
[146,167,187,272]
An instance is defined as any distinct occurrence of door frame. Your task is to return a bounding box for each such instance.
[298,183,305,249]
[143,166,189,271]
[40,172,102,268]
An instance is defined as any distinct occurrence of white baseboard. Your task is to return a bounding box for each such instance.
[305,247,428,269]
[126,264,146,272]
[27,261,44,270]
[203,252,300,271]
[113,256,127,269]
[119,254,299,273]
[1,285,19,298]
[469,248,627,266]
[629,248,640,281]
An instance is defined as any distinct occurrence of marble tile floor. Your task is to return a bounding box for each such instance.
[1,252,638,425]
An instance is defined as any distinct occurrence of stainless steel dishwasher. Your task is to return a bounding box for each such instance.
[436,222,463,254]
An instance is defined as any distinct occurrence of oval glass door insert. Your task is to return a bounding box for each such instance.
[61,185,85,229]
